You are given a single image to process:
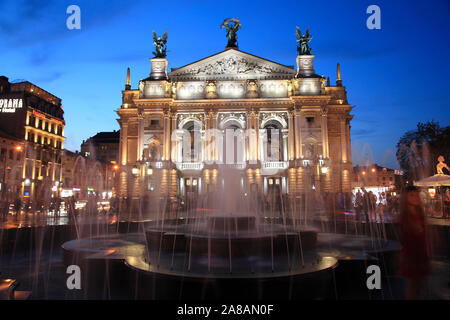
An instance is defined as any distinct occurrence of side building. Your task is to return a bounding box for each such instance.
[80,130,120,164]
[79,130,120,196]
[0,76,65,201]
[62,149,117,199]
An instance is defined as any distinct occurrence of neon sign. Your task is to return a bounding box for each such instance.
[0,99,23,113]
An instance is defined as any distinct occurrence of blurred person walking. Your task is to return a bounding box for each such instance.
[399,186,431,300]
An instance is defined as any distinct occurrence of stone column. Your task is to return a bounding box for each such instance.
[294,106,303,159]
[340,116,348,163]
[212,112,218,161]
[346,117,352,163]
[171,114,177,162]
[254,112,260,162]
[177,133,182,163]
[288,110,295,160]
[206,110,214,162]
[120,121,128,165]
[163,110,171,161]
[321,106,329,158]
[137,113,144,161]
[248,110,258,163]
[282,133,288,162]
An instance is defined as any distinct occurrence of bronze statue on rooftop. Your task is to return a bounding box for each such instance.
[152,30,168,58]
[221,18,241,48]
[296,26,312,55]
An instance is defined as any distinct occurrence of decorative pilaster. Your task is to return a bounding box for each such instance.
[294,106,303,160]
[205,110,214,162]
[120,121,128,165]
[346,118,352,163]
[340,116,348,163]
[212,111,218,161]
[248,110,258,163]
[282,132,288,161]
[288,110,295,160]
[170,114,177,161]
[321,106,329,158]
[137,112,144,161]
[163,110,171,161]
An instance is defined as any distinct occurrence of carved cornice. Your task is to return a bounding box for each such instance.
[169,50,296,81]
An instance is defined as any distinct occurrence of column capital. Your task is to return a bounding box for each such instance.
[321,106,328,116]
[206,109,216,120]
[248,109,258,118]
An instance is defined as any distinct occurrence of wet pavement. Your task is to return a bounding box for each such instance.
[0,209,448,300]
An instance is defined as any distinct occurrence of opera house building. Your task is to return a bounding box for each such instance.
[116,38,353,204]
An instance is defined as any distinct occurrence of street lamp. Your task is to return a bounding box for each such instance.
[131,166,139,175]
[321,167,328,174]
[147,168,153,175]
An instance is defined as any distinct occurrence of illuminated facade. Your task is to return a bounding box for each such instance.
[0,76,65,200]
[117,47,353,200]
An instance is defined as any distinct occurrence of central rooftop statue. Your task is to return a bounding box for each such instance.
[221,18,242,48]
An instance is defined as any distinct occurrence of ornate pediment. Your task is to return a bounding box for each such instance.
[169,49,296,81]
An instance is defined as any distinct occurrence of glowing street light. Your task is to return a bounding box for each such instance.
[131,166,139,175]
[147,168,153,175]
[321,167,328,174]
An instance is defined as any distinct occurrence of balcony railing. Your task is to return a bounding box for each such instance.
[262,161,288,169]
[219,163,246,170]
[176,162,204,171]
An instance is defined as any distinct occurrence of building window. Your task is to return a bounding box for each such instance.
[150,120,159,126]
[9,149,13,160]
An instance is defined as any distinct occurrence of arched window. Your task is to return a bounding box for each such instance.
[182,121,202,162]
[222,124,244,164]
[263,121,283,161]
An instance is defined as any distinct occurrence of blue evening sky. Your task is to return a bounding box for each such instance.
[0,0,449,169]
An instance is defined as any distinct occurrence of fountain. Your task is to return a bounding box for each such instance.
[60,165,401,300]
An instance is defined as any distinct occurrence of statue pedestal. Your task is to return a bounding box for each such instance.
[150,58,168,80]
[296,55,315,77]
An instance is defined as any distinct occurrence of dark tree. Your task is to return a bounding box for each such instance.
[396,121,450,181]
